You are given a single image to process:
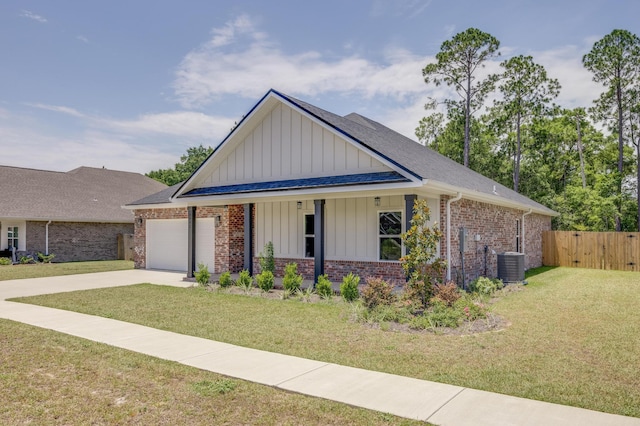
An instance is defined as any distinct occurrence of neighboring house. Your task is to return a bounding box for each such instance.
[0,166,167,262]
[127,90,557,284]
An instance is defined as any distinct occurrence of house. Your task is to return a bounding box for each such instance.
[127,90,556,284]
[0,166,167,262]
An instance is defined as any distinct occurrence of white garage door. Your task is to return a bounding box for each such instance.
[146,218,215,271]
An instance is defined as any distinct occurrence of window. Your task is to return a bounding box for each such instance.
[304,214,314,258]
[7,226,18,250]
[515,219,521,252]
[379,211,402,261]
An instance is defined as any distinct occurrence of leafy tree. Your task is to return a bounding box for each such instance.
[400,199,446,309]
[583,29,640,230]
[147,144,213,186]
[422,28,500,167]
[491,55,560,192]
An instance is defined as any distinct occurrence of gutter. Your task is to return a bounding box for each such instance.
[521,209,533,256]
[446,192,463,281]
[45,220,52,255]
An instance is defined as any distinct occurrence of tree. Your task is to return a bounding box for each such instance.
[400,199,446,309]
[491,55,560,192]
[423,28,500,167]
[147,144,213,186]
[583,29,640,230]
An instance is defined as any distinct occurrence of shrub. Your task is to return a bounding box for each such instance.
[360,277,396,309]
[258,241,275,274]
[296,286,314,302]
[431,281,462,307]
[256,270,275,292]
[401,199,446,309]
[469,276,504,296]
[411,300,464,329]
[0,257,11,266]
[315,274,333,299]
[282,262,303,292]
[20,255,35,264]
[236,269,254,293]
[218,271,233,288]
[453,294,487,321]
[195,263,211,286]
[340,273,360,302]
[37,252,55,263]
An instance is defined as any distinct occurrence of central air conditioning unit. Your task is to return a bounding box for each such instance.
[497,252,525,283]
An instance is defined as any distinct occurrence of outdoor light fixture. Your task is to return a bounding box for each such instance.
[374,196,381,207]
[215,215,222,227]
[297,201,302,209]
[136,217,143,226]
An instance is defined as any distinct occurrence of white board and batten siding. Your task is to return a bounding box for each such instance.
[145,218,215,272]
[255,196,440,262]
[197,103,392,188]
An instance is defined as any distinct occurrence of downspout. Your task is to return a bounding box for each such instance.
[521,209,532,257]
[45,220,52,255]
[446,193,463,281]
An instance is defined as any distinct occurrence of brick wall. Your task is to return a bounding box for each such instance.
[26,221,133,262]
[439,196,551,285]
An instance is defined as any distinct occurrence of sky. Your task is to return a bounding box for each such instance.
[1,0,638,175]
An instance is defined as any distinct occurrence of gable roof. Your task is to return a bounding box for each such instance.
[0,166,167,222]
[131,89,555,216]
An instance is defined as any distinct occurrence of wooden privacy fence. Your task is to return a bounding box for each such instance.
[117,234,134,261]
[543,231,640,272]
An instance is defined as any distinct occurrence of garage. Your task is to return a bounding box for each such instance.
[145,218,215,271]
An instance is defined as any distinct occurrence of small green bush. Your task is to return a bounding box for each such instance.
[282,262,303,292]
[218,271,233,288]
[315,274,333,299]
[195,263,211,286]
[340,273,360,302]
[0,257,12,266]
[296,286,315,302]
[453,294,487,321]
[431,281,462,307]
[410,300,464,329]
[256,270,275,292]
[236,269,254,292]
[360,277,396,309]
[258,241,275,274]
[20,255,35,264]
[37,252,55,263]
[469,276,504,296]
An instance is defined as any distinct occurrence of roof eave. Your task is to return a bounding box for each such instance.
[423,179,559,216]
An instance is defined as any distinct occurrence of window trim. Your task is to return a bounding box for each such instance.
[303,213,315,258]
[6,225,19,250]
[377,209,404,262]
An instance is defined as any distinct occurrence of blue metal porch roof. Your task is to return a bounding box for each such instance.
[179,171,410,197]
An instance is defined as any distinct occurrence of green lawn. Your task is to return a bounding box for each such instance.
[11,267,640,418]
[0,260,133,281]
[0,320,420,425]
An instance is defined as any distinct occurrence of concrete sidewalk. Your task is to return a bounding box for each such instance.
[1,271,638,425]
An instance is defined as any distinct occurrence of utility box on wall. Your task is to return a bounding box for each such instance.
[497,252,525,283]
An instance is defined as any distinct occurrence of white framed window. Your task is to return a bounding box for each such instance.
[7,226,18,250]
[378,211,402,261]
[304,214,314,258]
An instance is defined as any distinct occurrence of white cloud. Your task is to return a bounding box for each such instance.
[26,103,87,118]
[77,35,89,44]
[173,15,434,108]
[20,10,47,23]
[107,111,233,141]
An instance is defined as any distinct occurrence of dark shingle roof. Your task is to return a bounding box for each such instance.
[0,166,167,222]
[276,91,555,214]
